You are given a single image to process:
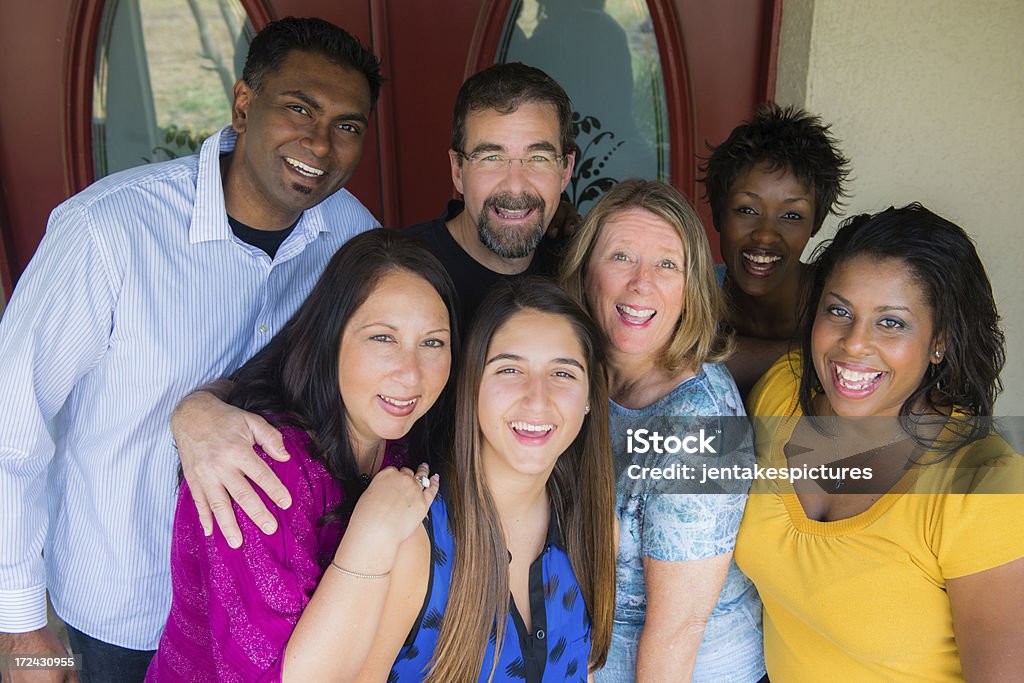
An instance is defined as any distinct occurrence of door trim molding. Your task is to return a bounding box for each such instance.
[64,0,272,195]
[464,0,696,198]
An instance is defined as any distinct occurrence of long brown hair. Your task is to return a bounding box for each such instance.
[426,278,615,681]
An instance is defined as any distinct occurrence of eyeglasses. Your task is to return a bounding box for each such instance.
[457,150,566,176]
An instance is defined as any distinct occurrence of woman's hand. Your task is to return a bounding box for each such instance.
[172,384,291,548]
[283,463,437,683]
[336,463,439,575]
[545,200,582,240]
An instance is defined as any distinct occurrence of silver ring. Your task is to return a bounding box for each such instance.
[418,475,430,490]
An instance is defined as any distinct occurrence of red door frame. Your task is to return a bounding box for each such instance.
[466,0,699,199]
[63,0,275,194]
[0,0,379,297]
[0,1,75,299]
[0,0,781,298]
[465,0,781,257]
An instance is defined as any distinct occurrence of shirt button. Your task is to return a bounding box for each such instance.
[535,629,545,640]
[258,324,268,334]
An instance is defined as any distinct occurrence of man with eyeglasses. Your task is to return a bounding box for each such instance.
[404,62,577,324]
[165,63,579,566]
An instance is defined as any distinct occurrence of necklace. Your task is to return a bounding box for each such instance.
[831,426,905,490]
[358,443,385,489]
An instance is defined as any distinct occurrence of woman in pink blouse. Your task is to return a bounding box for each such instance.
[146,229,458,682]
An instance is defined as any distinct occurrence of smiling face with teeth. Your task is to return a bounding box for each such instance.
[336,270,452,460]
[449,103,574,270]
[720,163,815,305]
[583,208,687,367]
[811,256,943,418]
[478,310,589,480]
[224,50,372,229]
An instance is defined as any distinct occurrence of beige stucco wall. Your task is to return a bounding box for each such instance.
[776,0,1024,415]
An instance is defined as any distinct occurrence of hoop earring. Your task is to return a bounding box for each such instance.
[928,361,945,394]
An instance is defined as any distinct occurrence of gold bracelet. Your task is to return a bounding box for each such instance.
[330,560,390,579]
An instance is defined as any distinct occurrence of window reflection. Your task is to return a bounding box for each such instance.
[502,0,670,213]
[93,0,253,177]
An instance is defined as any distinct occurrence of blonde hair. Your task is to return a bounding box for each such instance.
[560,178,734,372]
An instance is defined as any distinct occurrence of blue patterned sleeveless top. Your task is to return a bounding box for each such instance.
[388,495,592,682]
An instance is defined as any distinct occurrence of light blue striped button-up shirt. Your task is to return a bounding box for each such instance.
[0,127,378,648]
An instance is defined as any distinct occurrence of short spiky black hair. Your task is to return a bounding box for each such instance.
[700,103,850,234]
[242,17,382,108]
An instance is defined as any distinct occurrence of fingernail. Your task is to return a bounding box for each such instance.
[278,497,292,509]
[261,522,276,534]
[431,474,440,481]
[227,536,241,549]
[203,526,212,537]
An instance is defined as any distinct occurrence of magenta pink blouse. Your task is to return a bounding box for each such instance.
[146,425,408,682]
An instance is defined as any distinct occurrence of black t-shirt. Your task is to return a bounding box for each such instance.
[403,200,565,329]
[227,215,297,259]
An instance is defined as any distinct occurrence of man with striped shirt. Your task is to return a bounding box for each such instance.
[0,18,380,682]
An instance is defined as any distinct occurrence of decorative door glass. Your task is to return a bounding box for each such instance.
[93,0,254,177]
[500,0,670,213]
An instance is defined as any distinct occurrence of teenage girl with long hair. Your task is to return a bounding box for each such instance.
[340,278,617,681]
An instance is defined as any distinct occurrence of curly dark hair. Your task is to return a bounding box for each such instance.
[797,203,1005,452]
[242,17,383,108]
[699,103,850,234]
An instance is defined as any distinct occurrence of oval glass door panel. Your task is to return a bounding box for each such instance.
[501,0,670,213]
[93,0,254,177]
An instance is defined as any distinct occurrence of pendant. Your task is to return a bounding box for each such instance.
[358,473,371,489]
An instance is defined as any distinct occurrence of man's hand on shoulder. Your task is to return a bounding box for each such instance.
[171,385,291,548]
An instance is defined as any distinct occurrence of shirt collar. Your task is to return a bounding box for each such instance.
[189,126,332,245]
[436,480,566,553]
[545,497,566,551]
[189,126,237,244]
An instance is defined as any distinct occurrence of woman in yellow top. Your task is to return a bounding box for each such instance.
[734,203,1024,681]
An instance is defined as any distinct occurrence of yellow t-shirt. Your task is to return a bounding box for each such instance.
[735,353,1024,682]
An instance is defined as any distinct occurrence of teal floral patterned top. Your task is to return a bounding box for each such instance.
[607,362,765,682]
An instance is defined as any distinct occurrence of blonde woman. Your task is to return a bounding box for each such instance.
[562,179,765,682]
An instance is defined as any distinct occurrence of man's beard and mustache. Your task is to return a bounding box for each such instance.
[476,192,546,259]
